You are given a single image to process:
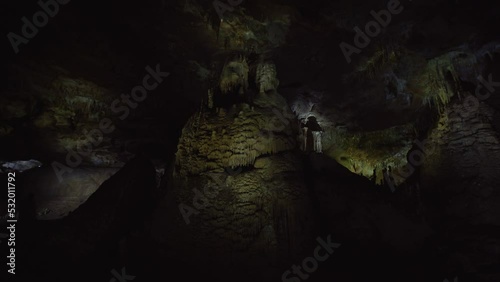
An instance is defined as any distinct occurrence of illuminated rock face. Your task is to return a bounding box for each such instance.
[175,85,297,177]
[156,83,315,270]
[150,52,312,270]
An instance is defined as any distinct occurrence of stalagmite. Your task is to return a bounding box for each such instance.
[312,131,323,153]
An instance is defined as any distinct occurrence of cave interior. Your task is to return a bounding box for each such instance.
[2,0,500,281]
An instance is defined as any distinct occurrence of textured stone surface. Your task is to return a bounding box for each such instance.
[175,93,297,176]
[155,92,315,272]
